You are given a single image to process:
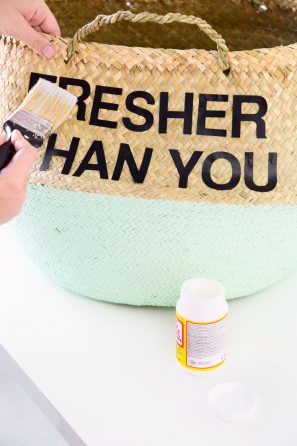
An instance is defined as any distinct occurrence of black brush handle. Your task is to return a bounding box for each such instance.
[0,138,16,171]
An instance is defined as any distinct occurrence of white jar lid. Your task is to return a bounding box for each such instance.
[208,382,258,422]
[177,278,228,322]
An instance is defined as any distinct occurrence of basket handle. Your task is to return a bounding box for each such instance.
[66,10,231,72]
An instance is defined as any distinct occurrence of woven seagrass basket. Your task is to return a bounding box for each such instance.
[1,0,297,306]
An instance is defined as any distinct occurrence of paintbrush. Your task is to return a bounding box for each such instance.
[0,79,77,171]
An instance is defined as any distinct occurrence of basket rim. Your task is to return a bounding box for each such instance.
[1,33,297,74]
[61,34,297,56]
[1,32,297,54]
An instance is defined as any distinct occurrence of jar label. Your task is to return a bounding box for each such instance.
[176,312,228,371]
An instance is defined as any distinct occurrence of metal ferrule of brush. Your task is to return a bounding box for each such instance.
[4,109,54,148]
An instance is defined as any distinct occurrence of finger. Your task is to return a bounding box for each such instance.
[33,25,42,33]
[14,15,56,59]
[11,130,37,161]
[39,5,61,37]
[11,130,23,150]
[10,130,29,152]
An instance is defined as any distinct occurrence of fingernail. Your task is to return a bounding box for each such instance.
[15,140,22,149]
[42,45,55,59]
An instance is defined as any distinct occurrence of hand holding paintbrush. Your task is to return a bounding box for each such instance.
[0,79,77,224]
[0,130,37,224]
[0,79,77,171]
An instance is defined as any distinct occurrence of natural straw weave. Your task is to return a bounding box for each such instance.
[1,1,297,305]
[0,9,296,205]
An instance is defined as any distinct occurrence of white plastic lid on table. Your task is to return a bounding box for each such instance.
[208,382,258,422]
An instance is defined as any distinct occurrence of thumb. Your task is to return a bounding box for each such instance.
[15,15,56,59]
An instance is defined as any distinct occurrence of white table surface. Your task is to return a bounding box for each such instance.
[0,223,297,446]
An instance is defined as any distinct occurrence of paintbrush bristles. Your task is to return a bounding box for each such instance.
[20,79,77,131]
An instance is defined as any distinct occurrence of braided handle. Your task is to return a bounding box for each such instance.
[66,10,231,72]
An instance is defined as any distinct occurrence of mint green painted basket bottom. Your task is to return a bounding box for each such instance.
[12,184,297,306]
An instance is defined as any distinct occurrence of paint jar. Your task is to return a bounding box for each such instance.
[176,278,228,373]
